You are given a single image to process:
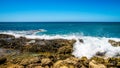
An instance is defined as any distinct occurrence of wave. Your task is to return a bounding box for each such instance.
[0,29,47,35]
[0,31,120,58]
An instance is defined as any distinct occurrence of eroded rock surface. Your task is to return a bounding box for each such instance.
[0,34,120,68]
[109,40,120,47]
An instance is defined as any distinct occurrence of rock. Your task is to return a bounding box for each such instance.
[106,58,117,67]
[58,45,72,54]
[96,51,106,56]
[108,40,120,47]
[22,39,76,53]
[64,57,79,65]
[0,34,76,53]
[79,39,84,43]
[117,62,120,66]
[41,58,52,66]
[0,34,15,39]
[34,66,44,68]
[53,60,75,68]
[28,40,36,44]
[0,57,7,64]
[90,57,104,64]
[0,36,27,50]
[7,64,24,68]
[20,59,30,66]
[26,64,42,68]
[20,57,40,66]
[80,57,89,67]
[89,60,106,68]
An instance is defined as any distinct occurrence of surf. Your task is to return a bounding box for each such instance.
[0,31,120,58]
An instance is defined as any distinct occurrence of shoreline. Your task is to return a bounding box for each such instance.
[0,34,120,68]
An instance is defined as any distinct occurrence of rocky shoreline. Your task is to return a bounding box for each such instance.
[0,34,120,68]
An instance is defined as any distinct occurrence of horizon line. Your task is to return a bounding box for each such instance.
[0,21,119,23]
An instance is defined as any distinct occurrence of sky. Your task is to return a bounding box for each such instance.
[0,0,120,22]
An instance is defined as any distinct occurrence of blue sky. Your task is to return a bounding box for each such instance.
[0,0,120,22]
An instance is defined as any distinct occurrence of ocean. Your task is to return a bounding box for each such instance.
[0,22,120,58]
[0,22,120,38]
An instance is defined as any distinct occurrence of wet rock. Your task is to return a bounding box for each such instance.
[89,60,106,68]
[79,39,84,43]
[0,34,15,39]
[28,40,36,44]
[108,40,120,47]
[22,39,76,53]
[106,58,117,67]
[0,36,27,50]
[96,51,106,56]
[0,57,7,64]
[58,45,73,54]
[0,34,76,53]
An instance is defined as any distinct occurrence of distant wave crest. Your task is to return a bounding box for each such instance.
[0,29,47,35]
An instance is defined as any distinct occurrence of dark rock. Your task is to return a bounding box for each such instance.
[0,34,76,53]
[22,39,76,53]
[96,51,106,56]
[0,57,7,64]
[58,45,73,54]
[20,57,40,66]
[108,40,120,47]
[79,39,84,43]
[0,34,15,39]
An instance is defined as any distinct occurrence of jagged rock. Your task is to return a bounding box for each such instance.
[22,39,76,53]
[34,66,44,68]
[80,57,89,67]
[79,39,84,43]
[106,58,117,67]
[20,57,40,66]
[96,50,106,56]
[117,62,120,66]
[0,57,7,64]
[41,58,52,67]
[0,36,27,50]
[0,34,76,53]
[64,57,79,65]
[53,60,75,68]
[58,45,73,54]
[0,34,15,39]
[26,64,42,68]
[108,40,120,47]
[90,57,104,64]
[89,60,106,68]
[7,64,24,68]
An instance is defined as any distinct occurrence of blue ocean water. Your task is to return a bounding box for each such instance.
[0,22,120,38]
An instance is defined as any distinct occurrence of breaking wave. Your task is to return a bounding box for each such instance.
[0,29,47,35]
[0,30,120,58]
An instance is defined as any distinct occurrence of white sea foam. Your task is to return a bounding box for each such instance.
[0,31,120,58]
[0,29,47,36]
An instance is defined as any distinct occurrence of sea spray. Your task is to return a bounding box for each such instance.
[0,31,120,58]
[72,37,120,58]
